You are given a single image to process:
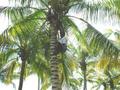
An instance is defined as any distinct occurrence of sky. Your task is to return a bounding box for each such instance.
[0,14,9,34]
[0,74,38,90]
[0,0,120,90]
[0,0,9,34]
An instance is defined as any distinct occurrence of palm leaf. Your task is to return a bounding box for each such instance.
[0,59,18,84]
[67,16,120,61]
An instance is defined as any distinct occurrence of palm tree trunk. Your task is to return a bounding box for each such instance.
[18,48,27,90]
[38,76,41,90]
[12,82,16,90]
[83,66,87,90]
[48,9,61,90]
[80,59,87,90]
[18,59,26,90]
[80,52,87,90]
[50,25,61,90]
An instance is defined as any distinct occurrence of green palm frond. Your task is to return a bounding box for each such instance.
[0,59,18,84]
[61,16,89,59]
[62,16,79,35]
[0,52,7,69]
[59,54,72,85]
[56,49,79,88]
[0,5,46,24]
[1,6,33,22]
[96,55,120,72]
[68,16,120,60]
[70,0,101,12]
[31,52,50,90]
[103,0,120,18]
[69,0,111,22]
[1,9,46,47]
[85,24,119,59]
[68,78,81,90]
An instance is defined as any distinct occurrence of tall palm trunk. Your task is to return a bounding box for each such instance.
[83,64,87,90]
[12,82,16,90]
[81,59,87,90]
[38,76,41,90]
[50,23,61,90]
[18,60,26,90]
[18,48,27,90]
[48,9,61,90]
[80,52,87,90]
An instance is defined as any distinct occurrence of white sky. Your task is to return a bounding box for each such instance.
[0,0,9,34]
[0,0,120,90]
[0,0,9,6]
[0,14,9,34]
[0,74,38,90]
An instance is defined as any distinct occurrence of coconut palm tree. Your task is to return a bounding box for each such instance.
[69,20,120,90]
[0,14,50,90]
[0,14,79,90]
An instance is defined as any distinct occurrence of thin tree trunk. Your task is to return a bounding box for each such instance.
[18,59,26,90]
[48,9,61,90]
[83,65,87,90]
[12,82,16,90]
[18,48,27,90]
[80,59,87,90]
[80,52,87,90]
[82,59,87,90]
[38,77,40,90]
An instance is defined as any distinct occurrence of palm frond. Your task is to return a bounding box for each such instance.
[85,24,119,60]
[0,5,46,24]
[103,0,120,18]
[0,59,18,84]
[69,0,110,21]
[67,16,120,61]
[0,9,46,48]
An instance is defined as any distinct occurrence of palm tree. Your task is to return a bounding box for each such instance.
[94,29,120,90]
[70,19,120,90]
[0,11,79,90]
[0,14,50,89]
